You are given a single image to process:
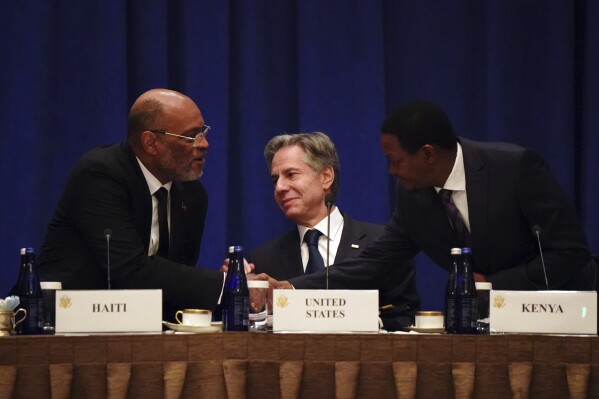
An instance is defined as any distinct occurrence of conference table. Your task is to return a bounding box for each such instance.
[1,331,598,399]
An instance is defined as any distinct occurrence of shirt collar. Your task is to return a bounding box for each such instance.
[136,157,172,194]
[435,142,465,193]
[298,207,344,242]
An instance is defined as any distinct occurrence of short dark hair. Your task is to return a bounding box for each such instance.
[264,132,340,197]
[380,100,457,154]
[127,99,163,138]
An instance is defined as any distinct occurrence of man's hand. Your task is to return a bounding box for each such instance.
[220,258,255,274]
[249,274,293,315]
[473,272,486,283]
[268,278,294,290]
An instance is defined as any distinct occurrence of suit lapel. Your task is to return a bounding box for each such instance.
[461,138,489,273]
[280,230,305,277]
[124,144,153,254]
[169,182,186,260]
[418,187,460,247]
[337,215,366,259]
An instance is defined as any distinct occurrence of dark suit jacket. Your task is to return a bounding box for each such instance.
[291,138,595,294]
[249,213,419,330]
[35,143,224,321]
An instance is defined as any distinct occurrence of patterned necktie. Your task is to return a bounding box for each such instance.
[304,229,325,274]
[154,187,169,257]
[439,189,471,247]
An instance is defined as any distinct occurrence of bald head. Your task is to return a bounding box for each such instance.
[127,89,196,141]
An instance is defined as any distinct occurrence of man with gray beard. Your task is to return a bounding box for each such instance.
[35,89,224,322]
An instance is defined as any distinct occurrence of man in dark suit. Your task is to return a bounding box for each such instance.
[36,89,225,321]
[271,101,596,295]
[250,132,419,329]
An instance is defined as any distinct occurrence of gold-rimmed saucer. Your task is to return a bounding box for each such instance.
[404,326,445,334]
[163,321,222,333]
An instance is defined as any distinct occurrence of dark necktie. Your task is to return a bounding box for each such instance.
[304,229,324,274]
[439,189,471,247]
[154,187,169,257]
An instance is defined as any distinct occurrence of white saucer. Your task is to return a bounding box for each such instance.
[404,326,445,334]
[163,321,222,333]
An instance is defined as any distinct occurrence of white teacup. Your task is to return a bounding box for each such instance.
[175,309,212,327]
[415,311,444,329]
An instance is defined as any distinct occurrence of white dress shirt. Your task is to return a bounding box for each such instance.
[136,157,172,256]
[434,142,471,232]
[298,207,345,272]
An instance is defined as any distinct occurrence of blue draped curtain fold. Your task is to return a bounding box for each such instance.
[2,0,597,310]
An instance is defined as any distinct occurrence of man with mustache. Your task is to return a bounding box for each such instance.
[36,89,224,321]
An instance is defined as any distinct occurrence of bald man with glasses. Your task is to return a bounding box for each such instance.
[35,89,225,322]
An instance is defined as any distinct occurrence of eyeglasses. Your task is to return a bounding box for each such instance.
[151,125,211,143]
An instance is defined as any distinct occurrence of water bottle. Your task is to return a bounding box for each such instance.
[17,247,44,334]
[456,247,478,334]
[222,245,249,331]
[445,247,461,334]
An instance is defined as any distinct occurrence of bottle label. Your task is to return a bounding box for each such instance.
[223,295,249,331]
[231,295,249,327]
[20,297,44,334]
[445,298,456,331]
[470,300,478,328]
[457,297,478,331]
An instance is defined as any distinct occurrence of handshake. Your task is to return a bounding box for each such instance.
[220,257,292,287]
[220,257,292,315]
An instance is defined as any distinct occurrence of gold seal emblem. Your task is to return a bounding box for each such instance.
[276,294,289,308]
[492,294,506,309]
[59,295,72,309]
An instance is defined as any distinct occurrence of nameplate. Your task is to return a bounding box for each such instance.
[490,290,597,335]
[273,289,379,332]
[55,290,162,333]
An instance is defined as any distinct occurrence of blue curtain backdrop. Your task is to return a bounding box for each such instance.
[1,1,597,311]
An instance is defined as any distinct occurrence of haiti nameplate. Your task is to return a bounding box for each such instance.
[273,289,379,332]
[490,290,597,335]
[55,290,162,333]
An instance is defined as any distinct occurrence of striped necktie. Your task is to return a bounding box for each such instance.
[439,189,471,247]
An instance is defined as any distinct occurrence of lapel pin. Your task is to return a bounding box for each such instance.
[351,244,359,248]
